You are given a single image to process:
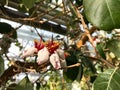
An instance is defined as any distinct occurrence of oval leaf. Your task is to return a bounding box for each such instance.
[106,39,120,58]
[96,44,106,59]
[83,0,120,31]
[93,68,120,90]
[15,76,33,90]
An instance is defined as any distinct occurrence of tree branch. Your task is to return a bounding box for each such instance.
[0,6,67,35]
[0,61,50,86]
[0,60,81,86]
[76,26,96,48]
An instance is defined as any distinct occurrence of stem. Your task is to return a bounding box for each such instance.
[5,54,11,61]
[99,56,115,68]
[87,55,115,68]
[67,63,80,68]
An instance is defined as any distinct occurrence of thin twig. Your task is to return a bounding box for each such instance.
[67,63,81,68]
[15,24,23,30]
[10,61,36,72]
[34,28,42,38]
[30,2,43,17]
[23,5,60,21]
[76,26,96,48]
[85,55,115,68]
[5,54,11,61]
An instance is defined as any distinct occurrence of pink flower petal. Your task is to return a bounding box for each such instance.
[21,47,37,58]
[56,49,67,71]
[37,47,50,65]
[50,52,61,69]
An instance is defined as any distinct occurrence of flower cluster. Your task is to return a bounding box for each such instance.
[21,39,67,70]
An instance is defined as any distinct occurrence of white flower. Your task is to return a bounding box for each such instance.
[56,49,65,59]
[60,60,67,71]
[37,47,50,65]
[21,47,37,58]
[50,51,61,69]
[56,49,67,71]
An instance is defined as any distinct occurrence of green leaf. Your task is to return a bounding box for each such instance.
[18,4,28,13]
[22,0,36,9]
[0,56,4,76]
[75,0,83,6]
[83,0,120,31]
[68,1,78,18]
[106,39,120,58]
[81,56,96,73]
[64,51,80,82]
[7,83,17,90]
[76,64,83,82]
[0,22,14,34]
[96,44,106,59]
[15,76,33,90]
[92,68,120,90]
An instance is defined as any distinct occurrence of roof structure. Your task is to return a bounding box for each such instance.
[0,0,76,35]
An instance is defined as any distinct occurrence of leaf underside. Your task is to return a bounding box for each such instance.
[83,0,120,31]
[93,68,120,90]
[106,39,120,58]
[15,76,33,90]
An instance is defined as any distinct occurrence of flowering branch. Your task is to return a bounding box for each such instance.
[0,60,81,86]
